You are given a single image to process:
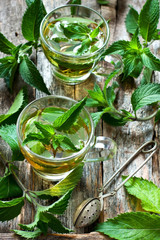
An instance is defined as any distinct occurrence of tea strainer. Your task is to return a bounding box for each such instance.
[73,140,158,228]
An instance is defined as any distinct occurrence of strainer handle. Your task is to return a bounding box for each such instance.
[100,140,158,196]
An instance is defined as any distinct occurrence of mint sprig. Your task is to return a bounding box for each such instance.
[87,77,160,127]
[0,0,49,94]
[102,0,160,80]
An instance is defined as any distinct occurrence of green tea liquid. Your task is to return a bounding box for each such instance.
[21,106,90,175]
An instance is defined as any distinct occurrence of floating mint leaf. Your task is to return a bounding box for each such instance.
[131,83,160,112]
[139,0,159,42]
[0,32,16,54]
[123,176,160,214]
[76,38,92,55]
[19,55,50,95]
[53,97,87,131]
[125,6,139,34]
[23,132,49,146]
[61,22,90,41]
[0,173,23,199]
[0,197,24,222]
[34,122,55,139]
[52,135,80,152]
[0,124,24,161]
[95,212,160,240]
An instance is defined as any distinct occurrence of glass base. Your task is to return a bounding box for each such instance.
[52,68,91,85]
[33,168,72,182]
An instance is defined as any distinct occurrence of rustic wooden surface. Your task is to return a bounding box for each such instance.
[0,0,160,239]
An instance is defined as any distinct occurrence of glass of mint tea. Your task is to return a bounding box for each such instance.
[16,96,116,181]
[40,5,110,85]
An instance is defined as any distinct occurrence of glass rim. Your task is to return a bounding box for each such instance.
[16,95,95,163]
[40,4,110,59]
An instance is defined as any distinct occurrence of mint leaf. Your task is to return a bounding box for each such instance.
[141,48,160,71]
[53,97,87,131]
[25,0,46,15]
[19,55,50,95]
[97,0,109,5]
[23,132,49,145]
[125,6,139,34]
[141,67,153,85]
[139,0,159,42]
[13,229,42,239]
[123,53,143,79]
[102,40,131,57]
[52,135,80,152]
[102,112,128,126]
[0,56,18,89]
[34,122,55,139]
[106,81,119,107]
[123,176,160,214]
[0,124,24,161]
[88,83,106,105]
[76,38,92,55]
[61,22,90,40]
[22,0,46,41]
[33,163,83,197]
[0,173,23,199]
[0,32,16,54]
[44,213,72,233]
[0,89,24,125]
[39,190,72,214]
[95,212,160,240]
[155,109,160,123]
[152,29,160,40]
[91,107,111,128]
[0,197,24,221]
[85,98,101,107]
[19,191,72,232]
[131,83,160,112]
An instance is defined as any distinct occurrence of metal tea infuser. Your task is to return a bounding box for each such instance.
[73,140,158,228]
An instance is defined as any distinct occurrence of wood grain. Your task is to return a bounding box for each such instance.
[0,0,160,239]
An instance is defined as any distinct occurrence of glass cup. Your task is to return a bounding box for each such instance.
[40,5,110,85]
[16,96,116,181]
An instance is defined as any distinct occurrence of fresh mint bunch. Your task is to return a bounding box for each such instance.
[0,122,83,238]
[87,73,160,127]
[95,176,160,240]
[0,94,88,238]
[0,0,50,94]
[102,0,160,80]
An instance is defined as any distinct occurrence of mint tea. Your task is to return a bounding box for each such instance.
[40,5,109,84]
[17,96,94,181]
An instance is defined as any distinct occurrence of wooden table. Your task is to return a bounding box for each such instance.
[0,0,159,239]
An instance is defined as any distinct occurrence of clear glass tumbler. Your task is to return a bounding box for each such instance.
[16,96,116,181]
[40,5,110,85]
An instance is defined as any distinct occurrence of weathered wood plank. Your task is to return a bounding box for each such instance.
[0,232,110,240]
[0,0,160,240]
